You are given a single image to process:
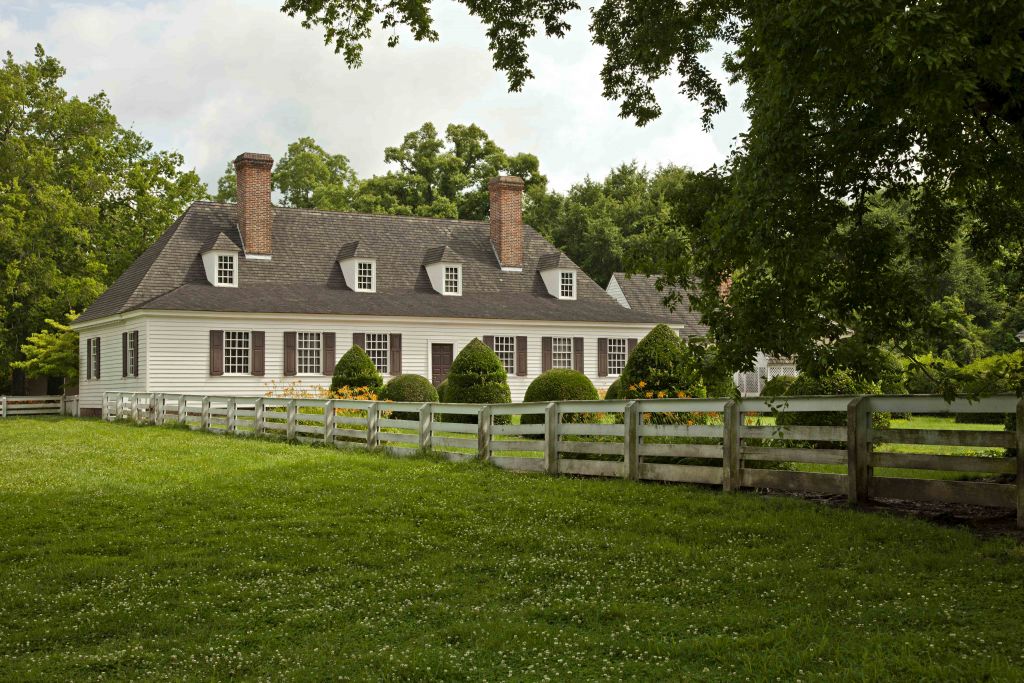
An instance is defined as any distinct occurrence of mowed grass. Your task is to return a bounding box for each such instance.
[2,419,1024,681]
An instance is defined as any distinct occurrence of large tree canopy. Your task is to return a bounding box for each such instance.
[0,47,207,391]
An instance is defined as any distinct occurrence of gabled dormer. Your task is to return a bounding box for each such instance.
[537,253,577,300]
[338,241,376,293]
[424,246,463,296]
[201,232,240,287]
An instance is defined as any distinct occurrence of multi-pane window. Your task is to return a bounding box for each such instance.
[365,333,389,375]
[552,337,573,369]
[126,333,137,377]
[356,261,375,291]
[90,338,100,379]
[493,336,516,374]
[444,266,460,294]
[224,331,250,374]
[216,255,235,285]
[297,332,322,375]
[608,338,627,376]
[559,271,575,298]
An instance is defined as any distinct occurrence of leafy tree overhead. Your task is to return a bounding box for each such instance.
[274,136,358,210]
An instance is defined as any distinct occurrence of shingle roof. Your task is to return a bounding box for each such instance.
[610,273,709,336]
[537,252,575,271]
[423,245,463,265]
[77,202,671,325]
[201,231,241,253]
[336,241,372,260]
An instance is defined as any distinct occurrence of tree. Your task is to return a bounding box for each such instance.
[273,136,357,209]
[0,47,207,392]
[11,313,79,383]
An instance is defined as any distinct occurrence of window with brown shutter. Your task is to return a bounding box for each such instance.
[251,331,266,376]
[353,332,365,349]
[389,334,402,375]
[209,330,224,376]
[541,337,552,372]
[515,336,527,376]
[322,332,335,376]
[95,338,100,379]
[283,332,297,376]
[597,338,608,377]
[86,338,93,380]
[573,337,584,373]
[131,330,139,377]
[122,332,128,378]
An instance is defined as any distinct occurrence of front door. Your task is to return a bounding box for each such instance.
[431,344,454,386]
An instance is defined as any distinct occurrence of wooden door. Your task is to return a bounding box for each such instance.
[431,344,454,386]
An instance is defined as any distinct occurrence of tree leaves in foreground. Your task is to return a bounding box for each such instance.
[11,313,79,383]
[0,46,207,391]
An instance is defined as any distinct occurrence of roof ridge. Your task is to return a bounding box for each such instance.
[194,199,504,227]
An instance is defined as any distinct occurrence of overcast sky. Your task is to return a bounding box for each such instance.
[1,0,748,193]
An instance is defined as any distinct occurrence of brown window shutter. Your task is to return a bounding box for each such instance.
[597,338,608,377]
[483,335,494,349]
[628,338,638,356]
[122,332,128,378]
[541,337,552,372]
[389,334,402,375]
[95,338,101,378]
[210,330,223,376]
[251,331,266,376]
[353,332,365,349]
[515,336,527,376]
[284,332,297,376]
[322,332,335,376]
[573,337,584,373]
[86,338,93,380]
[132,330,140,377]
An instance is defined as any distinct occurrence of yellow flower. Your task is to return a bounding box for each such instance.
[637,380,647,389]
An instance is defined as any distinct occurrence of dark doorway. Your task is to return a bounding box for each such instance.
[431,343,454,386]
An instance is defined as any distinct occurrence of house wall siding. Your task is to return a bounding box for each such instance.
[77,318,149,410]
[72,313,655,408]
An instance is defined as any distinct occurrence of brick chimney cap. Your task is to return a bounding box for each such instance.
[234,152,274,167]
[488,175,525,188]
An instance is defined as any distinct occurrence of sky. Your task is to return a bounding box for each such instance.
[1,0,749,194]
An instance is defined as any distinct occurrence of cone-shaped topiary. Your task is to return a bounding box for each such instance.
[604,377,624,400]
[437,379,449,403]
[620,324,706,400]
[381,374,438,420]
[443,338,511,423]
[330,345,383,393]
[522,369,600,426]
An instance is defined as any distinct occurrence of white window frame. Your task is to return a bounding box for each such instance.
[443,265,461,295]
[551,337,573,369]
[126,332,137,377]
[90,337,100,380]
[296,332,322,375]
[356,261,376,292]
[493,336,516,375]
[216,254,236,286]
[223,331,251,375]
[559,270,576,300]
[364,333,389,375]
[607,338,627,376]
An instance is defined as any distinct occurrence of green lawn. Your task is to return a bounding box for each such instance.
[2,418,1024,680]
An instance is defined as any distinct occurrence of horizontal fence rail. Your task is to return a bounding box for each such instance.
[0,395,78,418]
[101,392,1024,528]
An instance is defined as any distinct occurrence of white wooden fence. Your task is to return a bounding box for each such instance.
[102,392,1024,527]
[0,395,79,418]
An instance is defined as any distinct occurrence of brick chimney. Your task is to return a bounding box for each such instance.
[488,176,524,269]
[234,152,274,256]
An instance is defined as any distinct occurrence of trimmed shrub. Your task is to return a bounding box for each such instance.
[604,377,623,401]
[443,339,511,424]
[437,379,449,403]
[381,374,438,421]
[522,369,600,427]
[760,374,797,398]
[705,374,738,399]
[620,324,706,400]
[331,346,383,393]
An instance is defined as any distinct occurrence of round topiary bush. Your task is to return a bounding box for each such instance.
[330,346,383,393]
[381,374,438,420]
[522,369,600,427]
[437,379,449,403]
[604,377,623,400]
[620,324,706,400]
[442,338,511,424]
[760,374,797,398]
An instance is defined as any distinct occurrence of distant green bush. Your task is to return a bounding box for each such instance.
[442,339,511,424]
[604,378,623,400]
[760,374,797,398]
[437,379,449,403]
[620,324,706,400]
[331,346,383,393]
[522,369,599,427]
[381,374,438,421]
[774,370,888,449]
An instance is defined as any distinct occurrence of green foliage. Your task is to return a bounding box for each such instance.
[381,374,438,421]
[437,379,449,403]
[604,378,623,401]
[443,339,511,423]
[620,325,705,400]
[330,346,383,392]
[760,374,797,398]
[273,137,358,209]
[522,369,599,426]
[778,370,889,433]
[11,313,79,382]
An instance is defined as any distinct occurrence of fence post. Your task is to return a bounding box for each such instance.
[226,397,236,434]
[624,400,639,481]
[477,406,492,460]
[1016,398,1023,529]
[201,397,211,431]
[286,399,297,441]
[847,396,872,504]
[254,398,264,436]
[324,400,335,446]
[366,402,379,448]
[1,396,6,419]
[722,400,741,492]
[419,402,432,451]
[544,402,559,475]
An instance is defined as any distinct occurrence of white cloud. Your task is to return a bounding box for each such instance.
[2,0,748,192]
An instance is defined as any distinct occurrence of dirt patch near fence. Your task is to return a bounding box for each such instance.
[761,489,1024,542]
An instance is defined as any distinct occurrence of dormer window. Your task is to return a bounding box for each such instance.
[338,242,377,293]
[444,265,461,295]
[424,246,464,296]
[537,253,578,300]
[217,255,236,285]
[201,232,241,288]
[560,271,575,299]
[356,261,375,291]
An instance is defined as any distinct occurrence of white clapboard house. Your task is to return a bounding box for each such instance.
[72,153,668,414]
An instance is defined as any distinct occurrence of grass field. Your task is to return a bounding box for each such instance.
[2,418,1024,680]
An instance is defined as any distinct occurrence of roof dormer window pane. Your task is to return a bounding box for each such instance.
[216,255,235,285]
[560,271,575,299]
[444,266,460,294]
[356,262,375,291]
